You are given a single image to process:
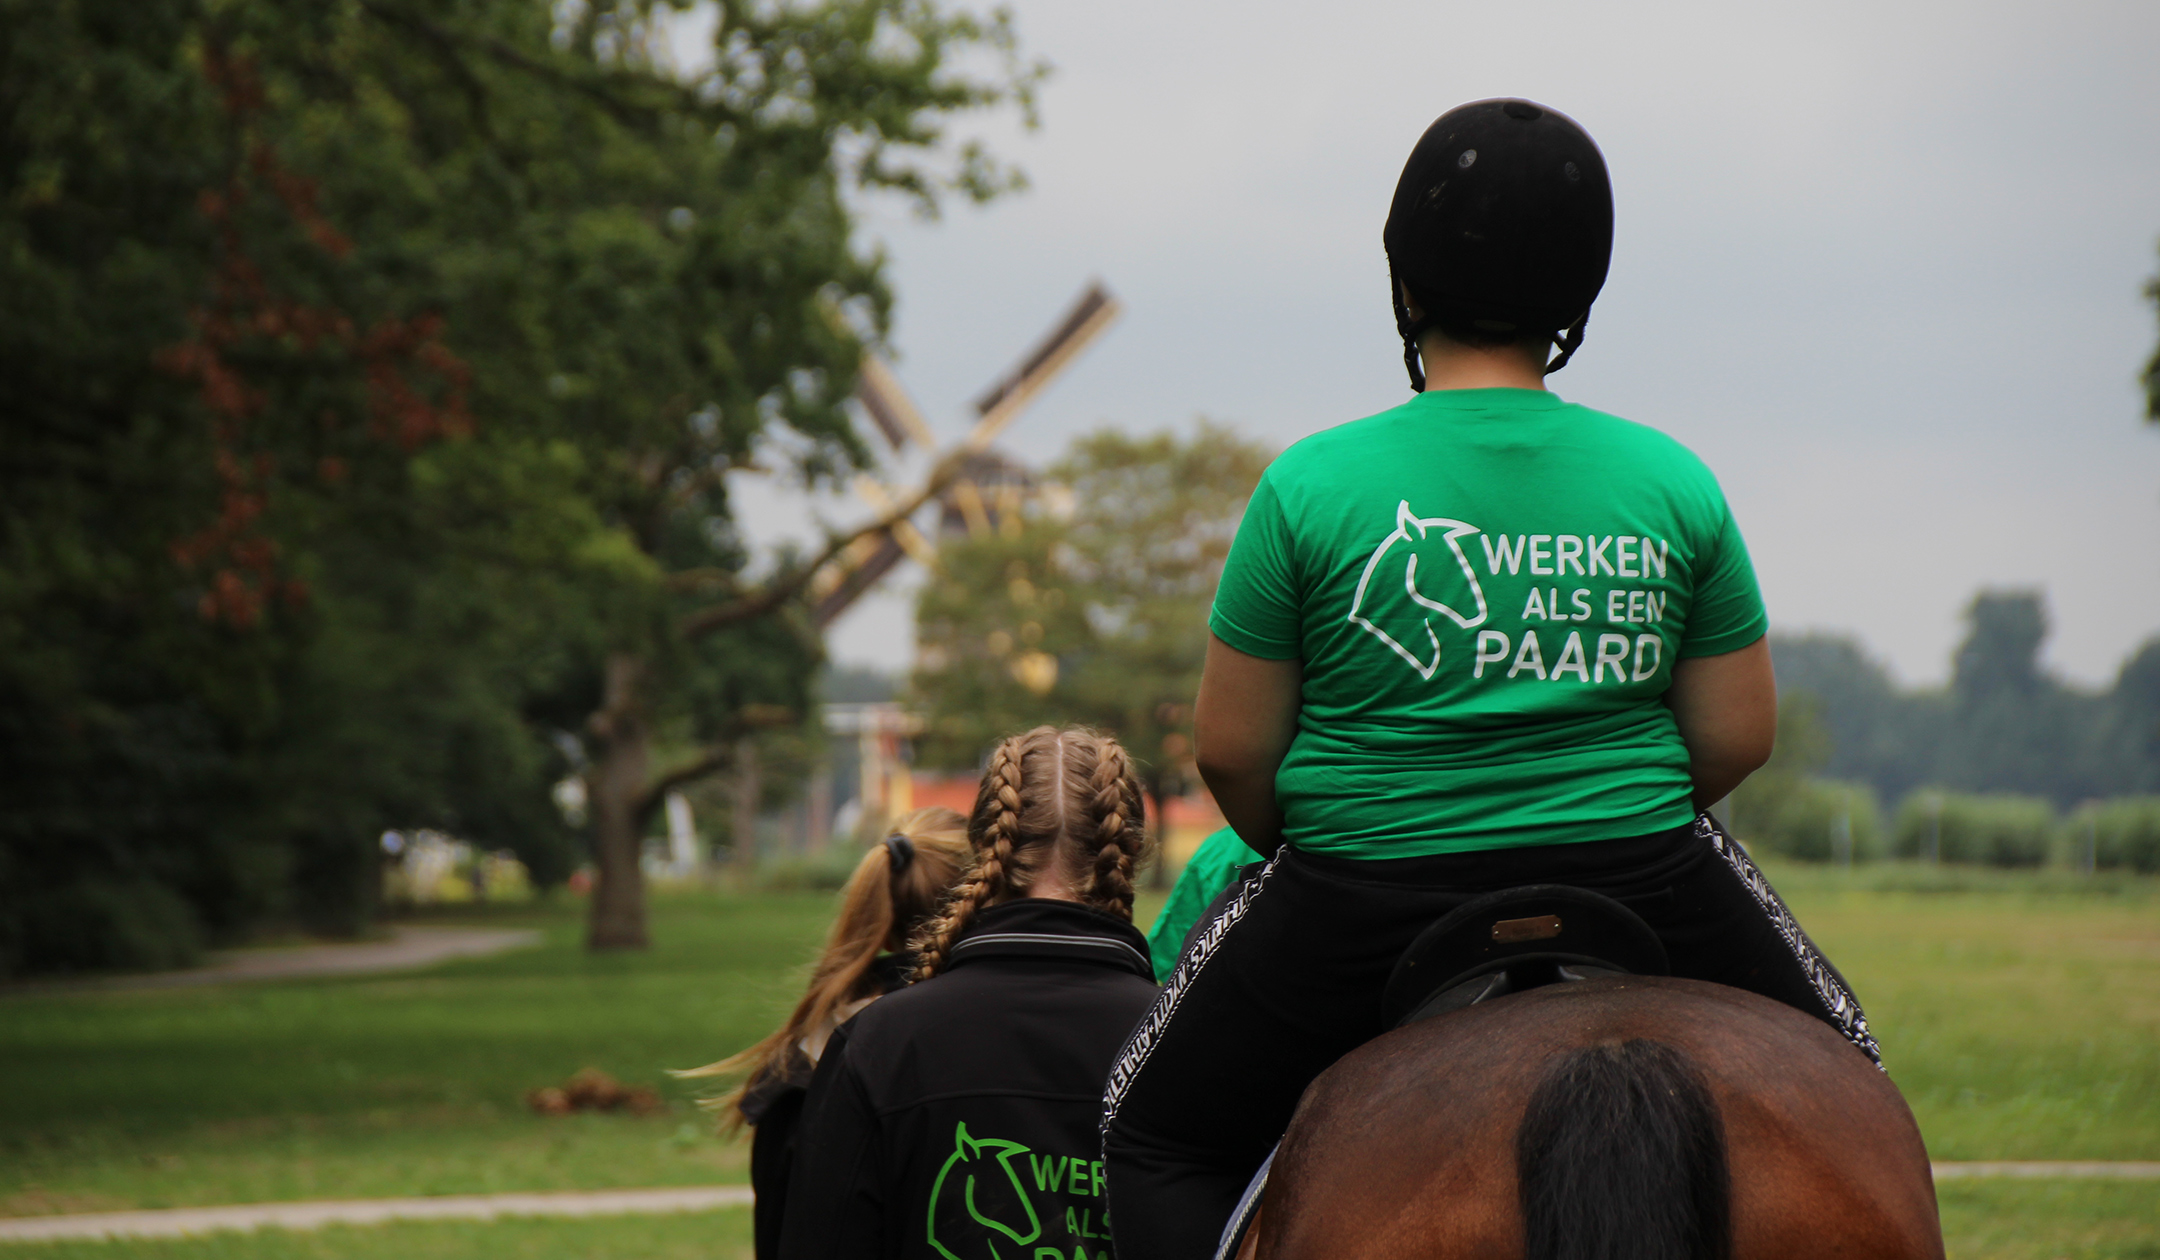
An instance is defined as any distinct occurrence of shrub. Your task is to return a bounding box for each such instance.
[1890,792,2055,867]
[754,854,861,893]
[2064,798,2160,873]
[1739,779,1884,863]
[11,879,204,976]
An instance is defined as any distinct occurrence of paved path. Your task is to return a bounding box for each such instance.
[0,1187,752,1243]
[1930,1160,2160,1179]
[3,1165,2155,1243]
[5,926,543,995]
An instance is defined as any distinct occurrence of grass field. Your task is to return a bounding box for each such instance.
[1,862,2154,1257]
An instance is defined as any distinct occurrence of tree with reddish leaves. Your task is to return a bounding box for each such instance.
[154,41,476,631]
[0,0,1036,973]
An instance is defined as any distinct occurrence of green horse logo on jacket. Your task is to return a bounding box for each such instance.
[927,1123,1111,1260]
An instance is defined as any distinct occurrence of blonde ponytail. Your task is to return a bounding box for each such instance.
[676,807,966,1132]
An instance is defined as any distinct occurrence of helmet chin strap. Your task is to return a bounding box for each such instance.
[1543,313,1588,376]
[1390,263,1428,393]
[1394,268,1592,388]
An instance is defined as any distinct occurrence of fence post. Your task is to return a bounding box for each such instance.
[1925,792,1942,865]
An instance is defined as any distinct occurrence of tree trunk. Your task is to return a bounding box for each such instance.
[732,735,761,886]
[586,653,651,951]
[1147,779,1171,890]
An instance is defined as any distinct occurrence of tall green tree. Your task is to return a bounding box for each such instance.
[0,0,1038,972]
[1772,591,2159,811]
[912,422,1273,832]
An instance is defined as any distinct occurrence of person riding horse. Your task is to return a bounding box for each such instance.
[1100,99,1888,1260]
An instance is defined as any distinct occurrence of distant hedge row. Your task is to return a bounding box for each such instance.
[1736,786,2160,871]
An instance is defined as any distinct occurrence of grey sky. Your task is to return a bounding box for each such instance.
[716,0,2160,687]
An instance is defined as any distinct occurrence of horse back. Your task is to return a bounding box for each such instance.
[1256,976,1941,1260]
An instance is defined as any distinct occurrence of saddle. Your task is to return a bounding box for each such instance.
[1381,884,1670,1028]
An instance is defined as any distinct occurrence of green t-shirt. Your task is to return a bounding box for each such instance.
[1146,827,1265,981]
[1210,387,1767,858]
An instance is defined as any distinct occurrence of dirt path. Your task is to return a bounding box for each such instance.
[6,926,543,995]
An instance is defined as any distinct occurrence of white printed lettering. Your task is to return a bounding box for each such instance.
[1556,535,1585,576]
[1644,539,1669,579]
[1528,535,1554,575]
[1606,589,1626,622]
[1508,631,1548,680]
[1617,536,1639,578]
[1594,633,1630,683]
[1588,535,1615,576]
[1627,590,1645,623]
[1646,591,1667,622]
[1570,589,1593,621]
[1633,634,1663,681]
[1522,588,1548,620]
[1550,631,1590,682]
[1480,534,1527,575]
[1473,630,1510,678]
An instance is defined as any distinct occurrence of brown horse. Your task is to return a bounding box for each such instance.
[1236,976,1942,1260]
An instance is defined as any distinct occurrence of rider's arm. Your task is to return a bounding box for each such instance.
[1663,634,1776,811]
[1194,633,1301,856]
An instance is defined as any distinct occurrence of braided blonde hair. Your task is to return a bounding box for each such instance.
[1083,737,1146,917]
[911,726,1151,981]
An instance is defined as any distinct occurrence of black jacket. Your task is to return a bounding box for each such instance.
[777,899,1158,1260]
[743,954,911,1260]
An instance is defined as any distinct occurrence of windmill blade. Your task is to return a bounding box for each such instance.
[856,356,935,451]
[949,478,993,537]
[965,281,1121,451]
[813,534,908,629]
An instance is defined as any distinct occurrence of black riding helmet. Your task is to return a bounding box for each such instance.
[1385,98,1613,391]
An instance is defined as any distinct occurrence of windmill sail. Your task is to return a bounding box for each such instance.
[966,282,1121,448]
[856,356,935,451]
[812,281,1120,627]
[813,534,908,629]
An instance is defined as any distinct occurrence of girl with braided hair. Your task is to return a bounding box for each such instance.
[779,726,1160,1260]
[677,807,968,1260]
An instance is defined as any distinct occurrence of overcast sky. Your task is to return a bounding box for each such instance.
[703,0,2160,688]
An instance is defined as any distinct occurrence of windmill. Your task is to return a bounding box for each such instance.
[808,281,1122,628]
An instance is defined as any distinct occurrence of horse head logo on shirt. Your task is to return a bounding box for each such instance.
[1347,500,1489,680]
[926,1122,1043,1260]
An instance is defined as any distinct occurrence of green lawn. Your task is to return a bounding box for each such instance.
[1,866,2154,1258]
[0,892,832,1216]
[1768,864,2160,1161]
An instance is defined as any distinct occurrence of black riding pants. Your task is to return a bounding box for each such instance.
[1099,814,1878,1260]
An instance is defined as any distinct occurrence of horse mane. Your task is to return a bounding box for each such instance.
[1515,1038,1731,1260]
